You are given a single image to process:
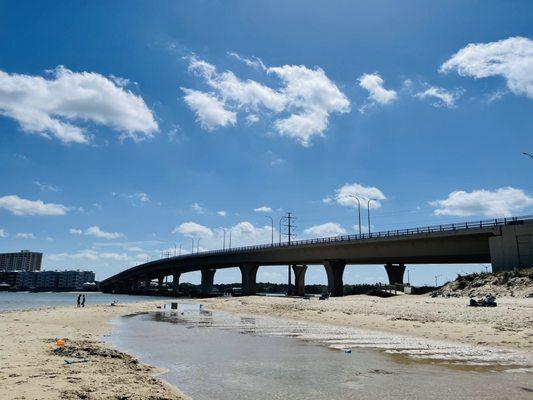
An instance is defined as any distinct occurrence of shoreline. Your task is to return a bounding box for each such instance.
[0,301,189,400]
[1,294,531,399]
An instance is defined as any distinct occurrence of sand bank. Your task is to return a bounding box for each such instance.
[0,302,189,400]
[201,294,533,352]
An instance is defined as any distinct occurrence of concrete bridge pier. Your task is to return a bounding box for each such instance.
[144,277,152,290]
[292,265,307,296]
[324,260,346,297]
[157,275,165,291]
[240,263,259,295]
[201,268,216,295]
[384,263,406,285]
[172,271,181,294]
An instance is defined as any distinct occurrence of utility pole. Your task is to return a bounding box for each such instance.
[434,274,441,287]
[282,212,296,295]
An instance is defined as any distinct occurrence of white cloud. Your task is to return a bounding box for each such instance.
[358,73,397,112]
[430,187,533,217]
[440,36,533,99]
[183,56,349,146]
[182,88,236,131]
[0,195,70,216]
[0,66,158,144]
[47,249,130,262]
[127,192,150,203]
[84,226,124,240]
[333,183,387,208]
[33,180,59,192]
[227,52,266,70]
[217,210,227,217]
[0,228,8,237]
[254,206,273,213]
[69,228,83,235]
[304,222,346,237]
[16,232,35,239]
[416,86,461,108]
[191,202,205,214]
[322,197,333,204]
[173,221,213,237]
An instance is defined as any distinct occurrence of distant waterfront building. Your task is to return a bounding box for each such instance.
[0,250,42,272]
[0,269,96,291]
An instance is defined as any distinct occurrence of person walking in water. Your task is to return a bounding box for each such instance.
[81,294,86,308]
[77,294,81,308]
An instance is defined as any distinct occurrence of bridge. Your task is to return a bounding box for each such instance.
[100,216,533,297]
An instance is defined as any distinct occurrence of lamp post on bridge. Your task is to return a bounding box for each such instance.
[367,198,377,234]
[347,195,362,237]
[197,238,201,253]
[278,216,287,244]
[222,228,226,250]
[190,238,195,253]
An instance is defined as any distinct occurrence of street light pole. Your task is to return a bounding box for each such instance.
[348,195,362,237]
[265,216,274,245]
[197,238,201,253]
[222,228,226,250]
[278,216,287,244]
[190,238,195,253]
[367,198,376,234]
[229,230,232,249]
[179,244,182,256]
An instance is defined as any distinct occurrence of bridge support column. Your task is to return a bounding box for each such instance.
[292,265,307,296]
[490,224,533,271]
[240,263,259,295]
[324,260,346,297]
[201,268,216,295]
[144,277,152,290]
[157,275,165,291]
[172,271,181,294]
[385,263,406,285]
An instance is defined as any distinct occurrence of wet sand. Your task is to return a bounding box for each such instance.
[201,294,533,352]
[0,302,188,400]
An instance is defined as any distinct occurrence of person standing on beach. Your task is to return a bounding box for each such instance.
[81,294,86,308]
[77,294,81,308]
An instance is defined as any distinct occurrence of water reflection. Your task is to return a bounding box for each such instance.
[106,302,533,400]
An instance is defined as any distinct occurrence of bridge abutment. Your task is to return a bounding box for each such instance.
[201,268,216,295]
[324,260,346,297]
[384,263,406,285]
[157,275,165,291]
[240,263,259,295]
[292,265,307,296]
[490,224,533,271]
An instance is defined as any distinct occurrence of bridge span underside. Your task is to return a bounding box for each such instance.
[100,218,533,297]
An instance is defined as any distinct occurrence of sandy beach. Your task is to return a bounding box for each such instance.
[1,294,531,399]
[202,294,533,352]
[0,301,189,400]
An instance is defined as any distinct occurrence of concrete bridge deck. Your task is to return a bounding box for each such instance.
[100,216,533,296]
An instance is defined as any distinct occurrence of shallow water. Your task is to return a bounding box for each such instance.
[0,291,170,311]
[107,303,533,400]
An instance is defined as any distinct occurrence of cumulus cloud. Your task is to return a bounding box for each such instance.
[440,36,533,99]
[358,73,397,112]
[127,192,150,203]
[416,86,462,108]
[0,66,158,144]
[191,202,205,214]
[227,52,266,70]
[0,195,70,216]
[16,232,35,239]
[254,206,273,213]
[430,187,533,217]
[69,228,82,235]
[304,222,346,237]
[47,249,130,262]
[182,88,236,130]
[217,210,227,217]
[182,56,349,146]
[0,228,7,237]
[333,183,387,208]
[33,180,59,192]
[84,226,124,240]
[173,221,213,237]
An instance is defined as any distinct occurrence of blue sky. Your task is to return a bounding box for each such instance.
[1,0,532,285]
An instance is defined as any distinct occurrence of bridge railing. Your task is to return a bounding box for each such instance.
[162,215,533,260]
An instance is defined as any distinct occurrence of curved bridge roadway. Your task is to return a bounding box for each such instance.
[100,216,533,296]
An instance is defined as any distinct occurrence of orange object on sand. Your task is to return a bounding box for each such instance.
[56,339,65,348]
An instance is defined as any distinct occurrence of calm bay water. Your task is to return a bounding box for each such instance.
[106,304,533,400]
[0,291,170,311]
